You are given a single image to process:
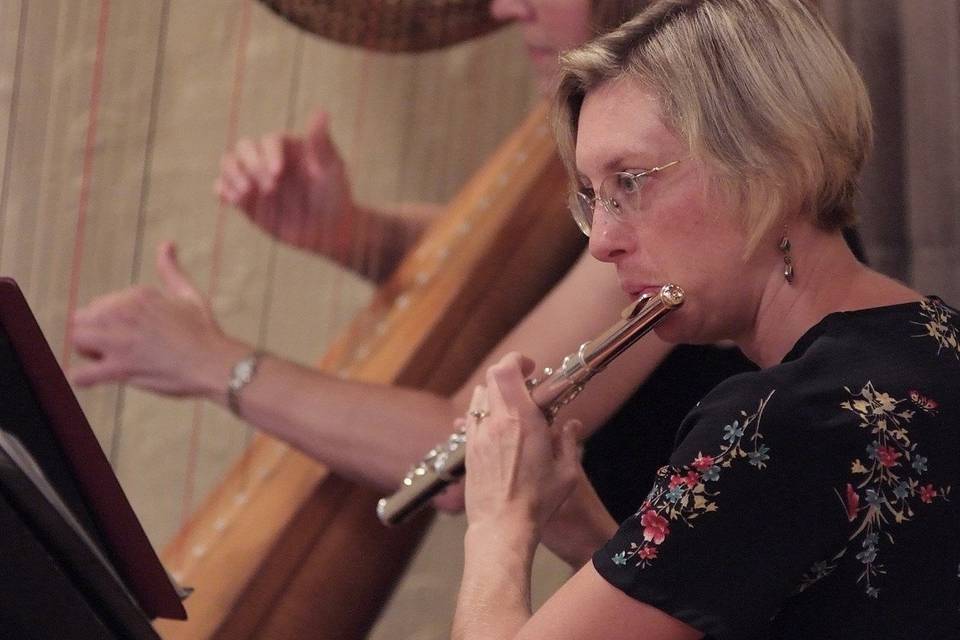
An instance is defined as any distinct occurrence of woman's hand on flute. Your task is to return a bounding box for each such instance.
[464,352,581,538]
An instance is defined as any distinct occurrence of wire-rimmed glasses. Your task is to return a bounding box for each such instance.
[568,159,682,237]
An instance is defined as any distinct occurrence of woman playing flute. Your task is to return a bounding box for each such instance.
[457,1,959,637]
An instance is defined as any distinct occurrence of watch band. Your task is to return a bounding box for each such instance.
[227,351,264,417]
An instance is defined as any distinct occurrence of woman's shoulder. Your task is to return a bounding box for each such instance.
[735,296,957,388]
[783,296,960,400]
[674,296,960,458]
[796,296,960,365]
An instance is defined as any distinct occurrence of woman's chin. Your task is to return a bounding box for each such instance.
[652,315,686,345]
[652,310,709,346]
[532,65,562,97]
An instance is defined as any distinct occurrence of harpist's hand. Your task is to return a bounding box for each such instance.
[71,242,248,398]
[464,353,581,537]
[215,108,356,257]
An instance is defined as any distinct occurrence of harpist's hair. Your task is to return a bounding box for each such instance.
[591,0,653,32]
[557,0,873,252]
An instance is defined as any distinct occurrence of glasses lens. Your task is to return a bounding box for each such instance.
[568,191,594,237]
[601,172,643,220]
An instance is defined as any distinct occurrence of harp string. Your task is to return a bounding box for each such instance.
[179,0,391,526]
[108,0,173,468]
[0,0,26,265]
[242,22,306,457]
[167,2,484,547]
[60,0,111,372]
[179,0,255,528]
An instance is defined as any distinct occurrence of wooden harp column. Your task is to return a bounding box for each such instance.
[155,101,584,638]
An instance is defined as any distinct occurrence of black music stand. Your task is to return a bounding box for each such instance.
[0,277,188,639]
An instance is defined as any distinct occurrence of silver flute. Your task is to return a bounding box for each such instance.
[376,283,685,526]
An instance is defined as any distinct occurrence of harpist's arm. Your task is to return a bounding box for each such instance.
[71,248,672,505]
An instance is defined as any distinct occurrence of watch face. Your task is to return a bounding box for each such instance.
[232,356,258,388]
[236,361,255,381]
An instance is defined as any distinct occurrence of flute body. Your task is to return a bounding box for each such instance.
[377,283,685,526]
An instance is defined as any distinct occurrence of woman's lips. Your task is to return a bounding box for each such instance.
[623,284,662,299]
[525,45,555,63]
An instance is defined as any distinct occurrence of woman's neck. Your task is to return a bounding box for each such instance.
[736,226,920,368]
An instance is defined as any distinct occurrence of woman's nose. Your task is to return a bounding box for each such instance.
[490,0,532,22]
[588,211,633,263]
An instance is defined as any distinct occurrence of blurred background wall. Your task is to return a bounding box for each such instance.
[0,1,957,638]
[821,0,959,303]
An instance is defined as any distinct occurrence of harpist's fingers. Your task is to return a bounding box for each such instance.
[70,357,127,387]
[259,134,285,189]
[70,321,110,355]
[72,288,139,329]
[218,153,252,203]
[156,242,203,305]
[304,109,339,170]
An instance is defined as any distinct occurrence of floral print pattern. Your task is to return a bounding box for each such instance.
[797,382,952,598]
[915,298,960,359]
[598,300,960,633]
[611,391,775,569]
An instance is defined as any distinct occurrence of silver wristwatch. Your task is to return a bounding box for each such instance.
[227,351,264,417]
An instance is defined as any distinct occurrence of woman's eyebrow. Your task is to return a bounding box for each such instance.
[602,151,657,173]
[575,150,659,183]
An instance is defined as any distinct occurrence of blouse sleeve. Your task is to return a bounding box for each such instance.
[592,379,849,639]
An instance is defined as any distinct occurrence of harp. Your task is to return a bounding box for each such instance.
[156,99,581,638]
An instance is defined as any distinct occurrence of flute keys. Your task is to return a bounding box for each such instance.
[525,367,554,390]
[433,451,450,472]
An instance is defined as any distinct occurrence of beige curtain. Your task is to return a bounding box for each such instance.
[822,0,960,303]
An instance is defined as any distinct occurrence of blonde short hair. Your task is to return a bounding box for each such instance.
[557,0,873,251]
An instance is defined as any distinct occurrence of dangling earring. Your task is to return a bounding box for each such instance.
[779,226,794,283]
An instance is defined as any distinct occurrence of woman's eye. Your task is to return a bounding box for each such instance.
[615,174,640,194]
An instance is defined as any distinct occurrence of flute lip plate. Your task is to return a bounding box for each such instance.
[622,293,652,319]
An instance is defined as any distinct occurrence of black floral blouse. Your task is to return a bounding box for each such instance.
[593,299,960,639]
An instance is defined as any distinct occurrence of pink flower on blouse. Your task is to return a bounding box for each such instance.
[691,454,715,471]
[876,446,902,468]
[638,546,658,560]
[640,510,670,545]
[668,471,699,490]
[919,484,938,503]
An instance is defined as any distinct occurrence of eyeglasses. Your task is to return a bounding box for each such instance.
[568,160,682,237]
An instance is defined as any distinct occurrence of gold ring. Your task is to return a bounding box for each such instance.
[468,409,489,421]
